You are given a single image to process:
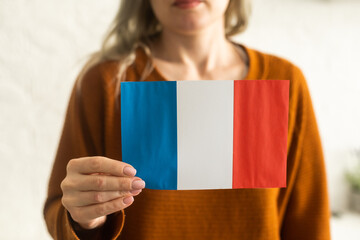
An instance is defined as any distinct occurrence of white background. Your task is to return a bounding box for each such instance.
[0,0,359,239]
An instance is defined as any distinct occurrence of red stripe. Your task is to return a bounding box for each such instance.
[233,80,289,188]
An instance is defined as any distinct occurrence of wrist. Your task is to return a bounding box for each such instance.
[77,216,107,230]
[67,211,106,239]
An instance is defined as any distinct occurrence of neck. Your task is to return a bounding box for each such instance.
[151,20,236,74]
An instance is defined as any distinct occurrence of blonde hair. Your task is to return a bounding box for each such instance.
[77,0,252,96]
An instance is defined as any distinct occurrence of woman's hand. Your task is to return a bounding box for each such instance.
[60,156,145,230]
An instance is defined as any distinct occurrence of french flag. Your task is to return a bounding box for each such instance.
[121,80,289,190]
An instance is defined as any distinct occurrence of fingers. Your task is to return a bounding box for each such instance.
[69,189,142,207]
[62,157,145,230]
[67,157,136,177]
[72,175,145,192]
[69,196,134,225]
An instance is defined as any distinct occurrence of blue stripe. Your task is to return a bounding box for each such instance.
[121,81,178,190]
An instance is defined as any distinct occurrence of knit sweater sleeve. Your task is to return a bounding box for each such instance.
[279,65,331,239]
[43,63,124,240]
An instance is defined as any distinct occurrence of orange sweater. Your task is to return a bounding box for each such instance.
[44,44,331,240]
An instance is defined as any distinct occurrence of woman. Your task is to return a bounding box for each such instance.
[44,0,331,239]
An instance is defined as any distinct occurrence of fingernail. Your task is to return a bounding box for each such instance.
[132,180,145,190]
[123,196,134,205]
[123,166,136,176]
[130,189,142,195]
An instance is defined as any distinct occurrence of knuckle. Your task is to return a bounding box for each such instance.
[119,178,132,191]
[89,157,102,172]
[60,179,66,191]
[60,179,69,191]
[119,191,128,198]
[94,176,105,190]
[61,196,68,208]
[93,192,103,203]
[61,178,76,191]
[112,198,124,210]
[66,159,77,173]
[118,161,129,170]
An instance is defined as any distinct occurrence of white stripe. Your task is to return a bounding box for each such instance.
[177,80,234,190]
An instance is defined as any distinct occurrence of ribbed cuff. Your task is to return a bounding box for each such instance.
[66,209,125,240]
